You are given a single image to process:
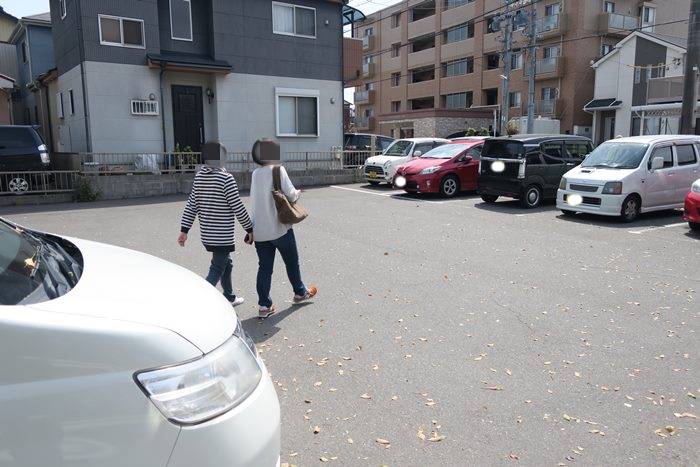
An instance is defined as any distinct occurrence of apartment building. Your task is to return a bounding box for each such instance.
[351,0,690,138]
[48,0,345,154]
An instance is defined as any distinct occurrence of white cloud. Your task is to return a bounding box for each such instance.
[3,0,51,18]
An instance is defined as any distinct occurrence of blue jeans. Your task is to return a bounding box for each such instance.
[255,229,306,308]
[206,250,236,302]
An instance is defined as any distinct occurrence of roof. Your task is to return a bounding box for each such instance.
[396,138,451,143]
[23,12,51,23]
[0,7,18,22]
[147,51,232,73]
[490,134,592,143]
[592,30,686,68]
[9,11,51,43]
[584,98,622,111]
[606,135,700,145]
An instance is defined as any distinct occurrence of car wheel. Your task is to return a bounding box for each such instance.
[560,209,576,217]
[520,185,542,208]
[481,194,498,203]
[689,222,700,232]
[620,195,641,222]
[440,175,459,198]
[8,176,30,195]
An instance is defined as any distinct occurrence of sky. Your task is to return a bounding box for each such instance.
[1,0,50,18]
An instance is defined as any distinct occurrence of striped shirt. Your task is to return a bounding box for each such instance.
[180,166,253,251]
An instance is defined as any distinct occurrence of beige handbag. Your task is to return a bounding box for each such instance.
[272,166,308,224]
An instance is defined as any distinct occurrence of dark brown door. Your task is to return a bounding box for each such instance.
[172,85,204,152]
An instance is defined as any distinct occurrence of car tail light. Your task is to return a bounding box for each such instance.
[38,144,50,164]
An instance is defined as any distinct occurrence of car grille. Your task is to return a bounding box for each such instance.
[405,180,418,190]
[570,184,599,193]
[565,194,602,206]
[364,165,385,176]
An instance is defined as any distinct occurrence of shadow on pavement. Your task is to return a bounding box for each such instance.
[683,227,700,240]
[473,198,557,214]
[358,183,394,191]
[390,191,479,202]
[556,209,683,230]
[240,302,313,343]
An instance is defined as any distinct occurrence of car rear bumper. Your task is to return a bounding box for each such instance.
[683,191,700,223]
[556,189,624,217]
[167,361,281,467]
[477,179,523,199]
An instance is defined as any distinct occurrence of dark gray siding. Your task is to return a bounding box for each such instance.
[211,0,342,81]
[157,0,212,55]
[27,25,55,78]
[633,37,667,106]
[50,0,83,74]
[14,29,31,88]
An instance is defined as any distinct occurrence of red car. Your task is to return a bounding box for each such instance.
[683,178,700,232]
[393,141,483,197]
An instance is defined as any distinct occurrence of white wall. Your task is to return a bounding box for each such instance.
[55,63,88,153]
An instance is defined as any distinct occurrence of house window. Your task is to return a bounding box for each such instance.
[57,92,64,119]
[509,91,521,108]
[59,0,67,19]
[486,53,500,70]
[363,27,374,37]
[545,3,560,17]
[543,46,559,58]
[68,89,75,115]
[603,1,615,13]
[21,42,27,63]
[391,13,400,28]
[391,43,401,58]
[601,44,613,56]
[99,15,145,48]
[391,101,401,112]
[170,0,193,41]
[275,88,319,137]
[541,87,558,100]
[510,52,523,70]
[443,57,473,77]
[641,6,656,31]
[443,22,470,44]
[272,2,316,38]
[634,67,641,84]
[444,0,473,10]
[443,91,472,109]
[391,72,401,86]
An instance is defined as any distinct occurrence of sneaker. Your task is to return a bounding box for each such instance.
[230,297,245,307]
[258,305,276,319]
[293,286,318,303]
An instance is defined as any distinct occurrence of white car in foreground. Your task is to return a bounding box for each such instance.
[363,137,449,184]
[0,218,280,466]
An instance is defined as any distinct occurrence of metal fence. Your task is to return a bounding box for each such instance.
[0,171,78,195]
[80,152,202,174]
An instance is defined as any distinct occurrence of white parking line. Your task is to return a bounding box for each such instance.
[330,185,397,197]
[628,222,687,234]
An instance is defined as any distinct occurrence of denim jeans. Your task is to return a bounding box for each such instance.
[255,229,306,308]
[206,250,236,302]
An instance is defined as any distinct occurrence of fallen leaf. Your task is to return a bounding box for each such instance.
[483,386,504,391]
[674,412,698,419]
[428,432,446,442]
[391,395,399,401]
[375,438,390,445]
[313,426,320,434]
[347,438,353,444]
[417,428,426,440]
[505,369,512,376]
[360,393,371,400]
[314,381,322,387]
[574,372,581,378]
[509,453,519,460]
[320,457,329,462]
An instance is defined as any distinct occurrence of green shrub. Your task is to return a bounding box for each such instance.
[73,177,101,202]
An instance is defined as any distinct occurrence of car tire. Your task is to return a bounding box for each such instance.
[620,194,641,222]
[560,209,576,217]
[481,194,498,203]
[520,185,542,208]
[689,222,700,232]
[439,175,459,198]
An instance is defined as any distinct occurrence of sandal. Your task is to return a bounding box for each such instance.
[293,286,318,303]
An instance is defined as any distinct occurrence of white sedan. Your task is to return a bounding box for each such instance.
[0,218,280,467]
[363,137,450,184]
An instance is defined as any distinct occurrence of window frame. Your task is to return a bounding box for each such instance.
[68,89,75,115]
[509,91,521,108]
[648,145,674,170]
[170,0,193,42]
[272,2,317,39]
[59,0,67,19]
[21,41,27,63]
[98,14,146,49]
[275,87,320,138]
[674,144,698,166]
[57,92,64,119]
[603,1,615,13]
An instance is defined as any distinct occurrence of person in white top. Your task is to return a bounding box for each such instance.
[246,139,317,318]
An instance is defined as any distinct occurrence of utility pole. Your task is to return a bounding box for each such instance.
[680,0,700,134]
[500,0,512,136]
[525,5,537,134]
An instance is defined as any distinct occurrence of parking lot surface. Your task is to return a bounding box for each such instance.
[3,183,698,466]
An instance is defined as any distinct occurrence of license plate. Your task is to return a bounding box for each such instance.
[368,171,377,179]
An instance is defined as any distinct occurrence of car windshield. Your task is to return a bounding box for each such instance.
[383,140,413,157]
[482,140,524,158]
[581,142,649,169]
[0,219,83,305]
[0,128,37,149]
[422,144,470,159]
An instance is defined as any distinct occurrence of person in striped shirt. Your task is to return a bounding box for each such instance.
[178,141,253,307]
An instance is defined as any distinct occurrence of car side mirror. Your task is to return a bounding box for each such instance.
[460,156,473,163]
[650,156,664,171]
[412,150,422,158]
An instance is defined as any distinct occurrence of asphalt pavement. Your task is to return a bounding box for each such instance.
[3,184,698,466]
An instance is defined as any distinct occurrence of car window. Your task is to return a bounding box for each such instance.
[676,144,697,166]
[525,147,543,165]
[378,137,394,151]
[541,141,564,165]
[356,135,371,149]
[482,140,523,158]
[565,142,590,162]
[648,146,673,169]
[467,146,481,160]
[414,143,434,155]
[0,128,38,150]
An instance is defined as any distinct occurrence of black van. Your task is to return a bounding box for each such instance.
[477,135,593,208]
[0,125,50,194]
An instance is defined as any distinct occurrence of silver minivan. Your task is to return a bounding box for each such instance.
[557,135,700,222]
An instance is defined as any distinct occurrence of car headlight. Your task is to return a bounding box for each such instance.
[135,333,262,425]
[419,166,440,175]
[559,177,567,190]
[602,181,623,195]
[692,180,700,194]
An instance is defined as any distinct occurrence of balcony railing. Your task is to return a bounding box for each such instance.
[362,62,375,78]
[362,35,375,50]
[537,99,558,115]
[599,12,639,35]
[535,14,562,36]
[354,89,375,103]
[647,75,693,104]
[524,57,563,78]
[354,115,375,130]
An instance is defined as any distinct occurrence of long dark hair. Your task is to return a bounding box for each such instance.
[252,139,280,166]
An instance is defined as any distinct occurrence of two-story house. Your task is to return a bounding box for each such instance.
[8,13,54,132]
[49,0,345,155]
[585,30,696,144]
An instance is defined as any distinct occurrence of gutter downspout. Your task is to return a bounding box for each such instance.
[75,0,92,153]
[159,61,167,153]
[42,82,55,152]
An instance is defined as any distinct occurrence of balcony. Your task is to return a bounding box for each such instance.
[647,75,695,104]
[534,14,566,38]
[354,89,376,104]
[362,62,376,78]
[408,14,436,38]
[408,47,435,68]
[482,32,500,52]
[355,115,376,130]
[524,57,565,80]
[362,35,376,51]
[598,12,639,36]
[536,99,562,116]
[407,80,435,100]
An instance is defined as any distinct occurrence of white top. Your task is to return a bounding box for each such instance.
[250,165,301,242]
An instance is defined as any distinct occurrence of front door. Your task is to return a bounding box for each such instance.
[644,145,676,208]
[172,85,204,152]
